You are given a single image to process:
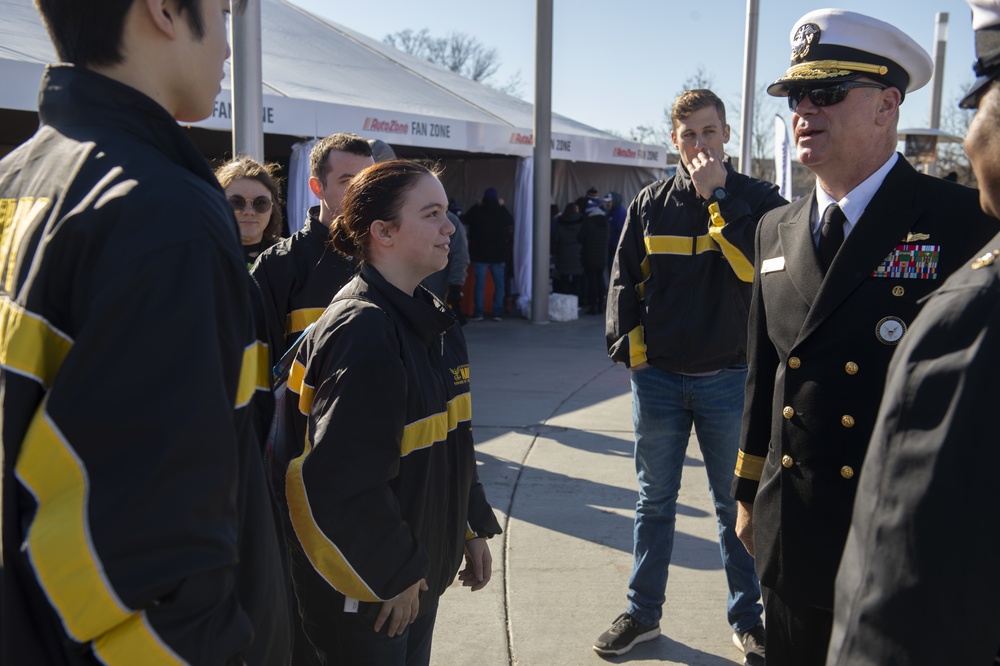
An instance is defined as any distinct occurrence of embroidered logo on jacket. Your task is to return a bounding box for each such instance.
[872,244,940,279]
[450,364,470,386]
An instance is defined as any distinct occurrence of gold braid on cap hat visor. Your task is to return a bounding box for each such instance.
[783,59,890,81]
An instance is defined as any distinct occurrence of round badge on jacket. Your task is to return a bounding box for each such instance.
[875,316,906,345]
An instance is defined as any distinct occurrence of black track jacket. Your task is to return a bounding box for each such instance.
[0,66,288,665]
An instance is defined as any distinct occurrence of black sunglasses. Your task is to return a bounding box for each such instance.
[786,82,886,111]
[228,194,273,214]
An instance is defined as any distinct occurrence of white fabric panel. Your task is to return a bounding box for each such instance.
[287,139,317,235]
[513,157,534,317]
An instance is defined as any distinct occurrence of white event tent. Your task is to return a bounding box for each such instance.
[0,0,670,310]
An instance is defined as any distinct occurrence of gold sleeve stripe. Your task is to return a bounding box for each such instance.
[235,341,269,409]
[400,392,471,457]
[627,325,647,367]
[0,298,73,389]
[286,358,306,397]
[285,444,382,603]
[286,308,326,337]
[298,381,315,416]
[639,255,651,281]
[735,450,766,481]
[17,405,181,664]
[645,234,720,257]
[707,202,755,282]
[465,525,477,540]
[93,613,184,665]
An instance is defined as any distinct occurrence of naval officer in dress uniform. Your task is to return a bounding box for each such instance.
[730,9,999,665]
[828,2,1000,664]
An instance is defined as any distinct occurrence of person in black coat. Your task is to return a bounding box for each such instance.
[578,199,610,313]
[827,2,1000,663]
[731,9,999,665]
[552,201,584,298]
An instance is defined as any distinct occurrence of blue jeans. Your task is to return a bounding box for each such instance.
[626,364,763,633]
[472,262,505,317]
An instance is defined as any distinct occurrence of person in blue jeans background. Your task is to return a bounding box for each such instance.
[464,187,514,320]
[600,89,786,664]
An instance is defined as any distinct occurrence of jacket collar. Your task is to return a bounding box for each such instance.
[359,264,456,346]
[303,206,331,245]
[791,156,923,346]
[38,65,220,193]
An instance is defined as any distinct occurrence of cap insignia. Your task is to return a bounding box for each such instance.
[792,23,821,62]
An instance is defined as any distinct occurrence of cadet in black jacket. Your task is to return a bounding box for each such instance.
[598,89,785,664]
[0,1,288,664]
[731,10,998,665]
[251,134,373,359]
[280,161,501,665]
[829,2,1000,663]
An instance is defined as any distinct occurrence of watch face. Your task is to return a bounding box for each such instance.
[713,187,727,200]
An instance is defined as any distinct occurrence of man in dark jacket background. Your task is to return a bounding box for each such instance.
[464,187,514,321]
[596,89,785,663]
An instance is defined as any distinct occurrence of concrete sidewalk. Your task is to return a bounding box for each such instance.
[430,315,744,666]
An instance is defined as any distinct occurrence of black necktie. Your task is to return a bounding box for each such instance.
[819,204,846,273]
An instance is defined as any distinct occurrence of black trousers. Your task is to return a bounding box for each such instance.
[763,586,833,666]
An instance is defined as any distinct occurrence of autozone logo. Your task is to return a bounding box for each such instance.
[509,132,533,145]
[363,117,410,134]
[613,147,638,158]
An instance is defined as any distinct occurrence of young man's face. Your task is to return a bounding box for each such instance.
[312,150,375,217]
[965,81,1000,219]
[671,105,730,172]
[173,0,231,122]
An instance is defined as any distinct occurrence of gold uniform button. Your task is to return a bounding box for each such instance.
[840,465,855,479]
[782,455,794,469]
[845,361,859,375]
[841,415,855,428]
[782,406,795,419]
[892,286,905,297]
[788,356,801,369]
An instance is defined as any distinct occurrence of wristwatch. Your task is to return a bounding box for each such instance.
[711,187,728,203]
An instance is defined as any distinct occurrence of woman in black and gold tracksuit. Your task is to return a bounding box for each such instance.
[278,160,501,665]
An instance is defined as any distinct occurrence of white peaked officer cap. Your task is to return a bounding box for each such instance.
[767,8,933,102]
[960,0,1000,107]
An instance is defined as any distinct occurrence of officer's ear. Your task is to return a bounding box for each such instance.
[875,87,902,126]
[722,124,731,144]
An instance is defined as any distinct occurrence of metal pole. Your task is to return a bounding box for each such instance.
[231,0,264,161]
[531,0,553,324]
[738,0,759,175]
[927,12,948,176]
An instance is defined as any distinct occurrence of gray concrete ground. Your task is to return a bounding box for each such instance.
[430,315,745,666]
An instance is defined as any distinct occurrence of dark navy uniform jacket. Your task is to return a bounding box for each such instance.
[732,155,997,609]
[828,231,1000,666]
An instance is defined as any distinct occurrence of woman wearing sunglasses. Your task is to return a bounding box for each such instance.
[279,160,501,665]
[215,156,284,268]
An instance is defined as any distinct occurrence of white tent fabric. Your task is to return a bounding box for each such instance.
[513,158,534,316]
[287,139,317,234]
[0,0,667,170]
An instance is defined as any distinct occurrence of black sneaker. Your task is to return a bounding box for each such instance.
[593,612,660,656]
[733,624,765,666]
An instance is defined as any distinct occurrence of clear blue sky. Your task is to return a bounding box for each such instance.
[293,0,976,152]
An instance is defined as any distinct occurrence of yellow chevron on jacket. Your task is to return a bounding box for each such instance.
[708,202,755,282]
[17,402,183,665]
[0,298,72,389]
